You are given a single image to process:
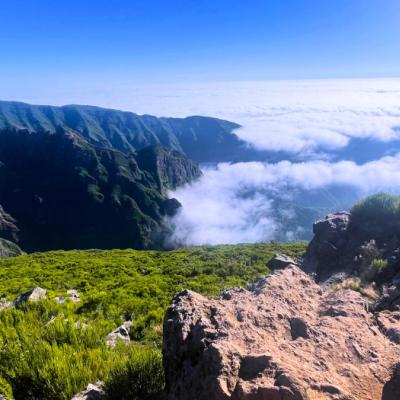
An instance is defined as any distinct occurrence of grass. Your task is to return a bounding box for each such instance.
[0,242,306,399]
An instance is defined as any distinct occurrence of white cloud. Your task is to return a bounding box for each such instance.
[168,155,400,246]
[10,78,400,155]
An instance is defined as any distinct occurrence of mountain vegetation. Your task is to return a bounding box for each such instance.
[0,242,306,399]
[0,128,200,252]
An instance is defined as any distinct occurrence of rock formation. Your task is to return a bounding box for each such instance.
[267,253,299,270]
[163,266,400,400]
[71,382,107,400]
[302,212,352,280]
[0,238,23,259]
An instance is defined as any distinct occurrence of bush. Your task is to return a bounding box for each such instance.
[105,345,164,400]
[349,193,400,242]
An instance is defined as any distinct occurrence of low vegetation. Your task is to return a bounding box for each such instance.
[0,242,306,399]
[350,192,400,242]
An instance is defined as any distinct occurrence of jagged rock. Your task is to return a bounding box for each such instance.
[106,321,132,347]
[267,253,298,270]
[163,266,400,400]
[71,382,107,400]
[14,287,46,307]
[303,212,355,280]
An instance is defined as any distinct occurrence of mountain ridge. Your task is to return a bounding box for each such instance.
[0,100,249,163]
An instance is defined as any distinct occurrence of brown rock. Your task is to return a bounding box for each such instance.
[163,266,400,400]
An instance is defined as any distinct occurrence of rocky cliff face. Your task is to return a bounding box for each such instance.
[135,144,202,193]
[163,266,400,400]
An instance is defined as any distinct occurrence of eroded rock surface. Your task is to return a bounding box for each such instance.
[163,266,400,400]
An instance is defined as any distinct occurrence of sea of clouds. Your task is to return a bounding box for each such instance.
[9,78,400,245]
[167,156,400,245]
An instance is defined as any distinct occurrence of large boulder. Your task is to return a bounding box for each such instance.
[163,266,400,400]
[302,212,354,280]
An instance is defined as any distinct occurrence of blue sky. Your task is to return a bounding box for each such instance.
[1,0,400,95]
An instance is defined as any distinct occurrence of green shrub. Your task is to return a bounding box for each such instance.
[371,258,388,271]
[105,345,164,400]
[350,193,400,242]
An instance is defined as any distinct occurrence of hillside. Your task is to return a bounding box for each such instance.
[0,101,255,163]
[0,128,201,252]
[0,242,306,399]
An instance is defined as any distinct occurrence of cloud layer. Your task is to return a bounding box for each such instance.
[168,155,400,246]
[11,78,400,155]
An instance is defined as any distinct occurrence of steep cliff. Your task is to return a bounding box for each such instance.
[0,128,201,251]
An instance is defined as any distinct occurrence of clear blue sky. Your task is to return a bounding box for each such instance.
[1,0,400,94]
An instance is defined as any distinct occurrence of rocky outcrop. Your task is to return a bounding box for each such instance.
[0,238,23,259]
[71,382,107,400]
[14,287,46,307]
[163,266,400,400]
[267,253,299,270]
[302,212,352,280]
[0,205,19,242]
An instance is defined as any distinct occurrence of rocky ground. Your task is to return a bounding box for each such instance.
[163,265,400,400]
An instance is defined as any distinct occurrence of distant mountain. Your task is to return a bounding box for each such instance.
[0,128,201,252]
[0,100,259,163]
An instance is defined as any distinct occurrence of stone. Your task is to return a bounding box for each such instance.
[71,382,107,400]
[106,321,132,347]
[267,253,298,270]
[14,287,46,307]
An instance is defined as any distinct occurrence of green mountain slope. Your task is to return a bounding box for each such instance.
[0,128,201,252]
[0,101,246,162]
